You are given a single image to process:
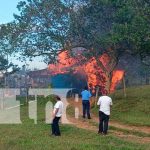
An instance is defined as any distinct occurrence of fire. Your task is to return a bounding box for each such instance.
[83,55,108,92]
[110,70,125,93]
[48,50,124,93]
[48,51,77,75]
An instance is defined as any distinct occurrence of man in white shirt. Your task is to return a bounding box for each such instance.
[97,92,112,135]
[51,96,63,136]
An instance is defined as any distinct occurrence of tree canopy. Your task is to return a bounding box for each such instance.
[68,0,150,65]
[0,0,148,66]
[0,0,150,82]
[12,0,70,63]
[64,0,150,91]
[0,23,19,75]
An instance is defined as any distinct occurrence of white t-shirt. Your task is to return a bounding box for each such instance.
[53,101,63,117]
[97,96,113,115]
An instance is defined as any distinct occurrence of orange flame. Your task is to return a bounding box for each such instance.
[48,51,77,75]
[83,55,108,90]
[110,70,125,92]
[48,50,124,93]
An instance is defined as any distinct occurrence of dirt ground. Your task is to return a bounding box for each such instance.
[67,98,150,144]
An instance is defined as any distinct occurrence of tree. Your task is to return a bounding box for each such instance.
[3,0,149,91]
[0,23,20,87]
[12,0,70,64]
[66,0,150,92]
[67,0,122,92]
[109,0,150,65]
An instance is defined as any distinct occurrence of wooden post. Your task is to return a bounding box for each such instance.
[1,90,4,110]
[95,86,99,107]
[122,75,127,97]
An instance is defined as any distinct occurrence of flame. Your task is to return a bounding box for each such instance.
[110,70,125,92]
[48,50,124,93]
[83,56,107,91]
[48,51,77,75]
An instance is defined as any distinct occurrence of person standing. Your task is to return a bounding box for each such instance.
[97,92,112,135]
[81,86,92,119]
[51,96,63,136]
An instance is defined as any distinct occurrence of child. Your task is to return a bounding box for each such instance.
[51,96,63,136]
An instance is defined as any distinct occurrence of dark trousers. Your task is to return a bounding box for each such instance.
[99,111,109,134]
[82,100,91,118]
[51,117,61,136]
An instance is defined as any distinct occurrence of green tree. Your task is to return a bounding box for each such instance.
[0,23,19,87]
[2,0,150,91]
[67,0,150,91]
[67,0,122,91]
[110,0,150,65]
[12,0,69,63]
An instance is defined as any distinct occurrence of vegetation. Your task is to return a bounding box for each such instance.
[0,0,150,91]
[111,85,150,126]
[68,0,150,63]
[0,23,20,87]
[68,0,150,91]
[0,24,19,72]
[1,124,149,150]
[92,85,150,126]
[0,1,150,149]
[0,96,150,150]
[12,0,69,63]
[1,0,150,66]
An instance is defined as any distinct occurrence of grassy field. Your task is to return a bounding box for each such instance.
[111,85,150,126]
[0,89,150,150]
[92,85,150,126]
[1,123,149,150]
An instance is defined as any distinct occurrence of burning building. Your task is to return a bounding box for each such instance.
[27,68,87,90]
[48,48,125,94]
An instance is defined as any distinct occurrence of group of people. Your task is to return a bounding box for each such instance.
[51,86,112,136]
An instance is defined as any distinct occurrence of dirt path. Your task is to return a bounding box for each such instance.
[111,121,150,134]
[67,99,150,144]
[92,115,150,135]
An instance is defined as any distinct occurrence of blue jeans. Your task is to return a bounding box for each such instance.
[82,100,91,118]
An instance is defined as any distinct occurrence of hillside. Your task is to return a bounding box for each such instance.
[111,85,150,126]
[0,86,150,150]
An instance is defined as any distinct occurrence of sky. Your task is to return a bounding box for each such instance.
[0,0,20,24]
[0,0,47,70]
